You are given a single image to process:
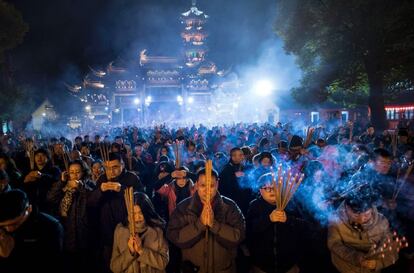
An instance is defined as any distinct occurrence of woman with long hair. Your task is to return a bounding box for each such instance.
[47,159,96,273]
[91,160,104,184]
[111,192,169,273]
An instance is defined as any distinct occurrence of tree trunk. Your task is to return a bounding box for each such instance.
[365,58,387,131]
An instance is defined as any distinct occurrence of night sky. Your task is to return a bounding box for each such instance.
[8,0,300,100]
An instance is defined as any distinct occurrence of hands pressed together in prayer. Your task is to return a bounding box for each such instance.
[128,234,143,256]
[201,203,214,228]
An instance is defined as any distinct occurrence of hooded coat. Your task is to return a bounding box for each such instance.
[327,202,398,273]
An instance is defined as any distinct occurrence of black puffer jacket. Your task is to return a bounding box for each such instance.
[47,179,96,252]
[88,170,144,247]
[246,197,310,273]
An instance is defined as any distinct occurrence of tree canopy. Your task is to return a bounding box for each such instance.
[275,0,414,129]
[0,0,28,62]
[0,1,30,128]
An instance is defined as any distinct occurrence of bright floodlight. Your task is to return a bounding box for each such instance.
[85,105,91,111]
[145,96,152,106]
[133,98,140,105]
[187,97,194,104]
[254,79,274,97]
[177,95,183,103]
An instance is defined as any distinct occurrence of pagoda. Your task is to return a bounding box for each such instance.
[181,0,217,106]
[67,0,231,125]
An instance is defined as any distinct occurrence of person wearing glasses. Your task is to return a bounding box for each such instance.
[246,173,309,273]
[88,152,144,273]
[0,189,63,273]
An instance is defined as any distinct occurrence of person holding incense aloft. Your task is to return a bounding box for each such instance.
[246,172,310,273]
[111,192,169,273]
[167,166,245,273]
[328,187,402,273]
[88,152,144,273]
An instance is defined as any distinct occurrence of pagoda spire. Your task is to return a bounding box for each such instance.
[192,0,196,6]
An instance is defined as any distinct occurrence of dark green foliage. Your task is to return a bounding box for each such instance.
[275,0,414,129]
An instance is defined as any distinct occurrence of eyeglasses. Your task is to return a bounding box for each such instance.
[260,186,275,192]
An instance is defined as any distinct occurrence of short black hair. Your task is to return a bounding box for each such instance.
[372,148,392,160]
[108,152,123,163]
[0,189,29,222]
[34,148,50,160]
[230,147,242,157]
[196,167,219,181]
[344,186,375,213]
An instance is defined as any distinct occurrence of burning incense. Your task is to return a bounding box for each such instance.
[271,164,304,211]
[124,187,135,236]
[369,231,408,262]
[304,127,315,148]
[99,143,111,162]
[62,148,71,172]
[28,148,35,171]
[174,140,182,169]
[392,163,414,201]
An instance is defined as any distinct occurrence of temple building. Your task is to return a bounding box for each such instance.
[67,0,235,125]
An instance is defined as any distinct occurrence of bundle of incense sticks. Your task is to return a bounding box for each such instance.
[392,131,398,157]
[205,160,213,206]
[393,163,414,201]
[348,121,354,142]
[48,145,55,166]
[123,187,135,236]
[28,147,35,170]
[369,231,408,262]
[204,159,213,246]
[271,164,304,211]
[174,140,182,169]
[304,127,315,148]
[99,143,111,162]
[125,146,133,170]
[62,148,71,172]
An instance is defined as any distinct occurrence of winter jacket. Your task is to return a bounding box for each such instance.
[219,162,254,215]
[111,224,169,273]
[246,197,309,273]
[47,179,96,252]
[88,170,144,247]
[0,212,63,273]
[156,180,196,216]
[327,202,398,273]
[23,162,61,216]
[88,170,144,272]
[167,192,245,273]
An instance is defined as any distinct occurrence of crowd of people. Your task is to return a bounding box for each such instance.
[0,118,413,273]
